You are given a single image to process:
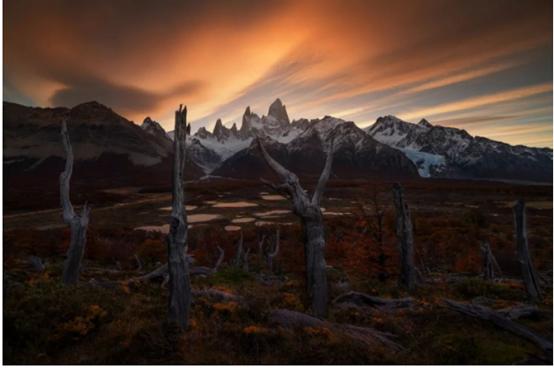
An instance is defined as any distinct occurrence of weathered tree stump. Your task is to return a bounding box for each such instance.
[257,133,335,318]
[392,183,416,291]
[513,200,542,301]
[167,105,192,329]
[60,119,91,285]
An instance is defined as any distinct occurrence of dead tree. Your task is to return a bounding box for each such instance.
[167,105,192,329]
[257,134,334,318]
[480,241,501,280]
[257,232,267,258]
[513,200,542,301]
[267,227,280,273]
[60,119,91,285]
[392,183,416,291]
[234,230,245,267]
[242,247,251,272]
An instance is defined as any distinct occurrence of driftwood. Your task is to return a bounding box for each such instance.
[60,119,91,285]
[269,309,403,351]
[267,228,280,273]
[333,291,414,310]
[444,299,552,355]
[392,183,416,290]
[167,105,192,329]
[257,133,335,318]
[513,200,542,301]
[480,241,501,280]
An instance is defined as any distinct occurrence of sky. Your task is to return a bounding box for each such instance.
[4,0,553,147]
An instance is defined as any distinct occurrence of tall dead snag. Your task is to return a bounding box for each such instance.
[480,241,501,280]
[513,200,542,301]
[392,183,416,291]
[60,119,91,285]
[167,105,192,329]
[257,135,334,317]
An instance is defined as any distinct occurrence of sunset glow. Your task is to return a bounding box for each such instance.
[4,0,553,147]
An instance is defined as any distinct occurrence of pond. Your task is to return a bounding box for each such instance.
[211,201,259,208]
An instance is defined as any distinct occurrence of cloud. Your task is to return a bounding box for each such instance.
[4,0,552,147]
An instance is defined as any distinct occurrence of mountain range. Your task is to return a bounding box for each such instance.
[4,99,552,194]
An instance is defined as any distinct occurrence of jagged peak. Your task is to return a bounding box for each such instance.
[214,118,223,131]
[268,98,289,124]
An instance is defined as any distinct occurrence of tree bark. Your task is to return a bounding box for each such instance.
[392,183,416,291]
[60,119,91,285]
[167,105,192,329]
[513,200,542,301]
[257,134,335,318]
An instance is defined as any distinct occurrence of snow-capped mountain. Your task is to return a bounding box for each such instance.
[213,115,418,179]
[366,115,552,182]
[186,98,310,171]
[141,116,173,145]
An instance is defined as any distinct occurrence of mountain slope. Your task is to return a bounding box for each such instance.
[366,115,553,181]
[213,116,419,179]
[4,101,204,193]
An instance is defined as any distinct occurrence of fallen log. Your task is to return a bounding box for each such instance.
[334,291,414,310]
[128,246,225,283]
[498,304,542,320]
[444,299,552,355]
[268,308,403,351]
[192,288,240,302]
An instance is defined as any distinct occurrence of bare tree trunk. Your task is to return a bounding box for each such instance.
[234,230,244,267]
[480,241,500,280]
[267,228,280,273]
[167,105,191,329]
[392,183,416,291]
[513,200,541,301]
[60,119,91,285]
[257,134,335,318]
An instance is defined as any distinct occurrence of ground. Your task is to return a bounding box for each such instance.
[3,178,553,364]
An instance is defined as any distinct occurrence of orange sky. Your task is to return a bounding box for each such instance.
[4,0,553,147]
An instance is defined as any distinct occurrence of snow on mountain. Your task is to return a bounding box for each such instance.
[366,115,552,181]
[213,115,419,179]
[188,99,308,172]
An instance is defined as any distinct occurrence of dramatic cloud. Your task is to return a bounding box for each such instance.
[4,0,552,146]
